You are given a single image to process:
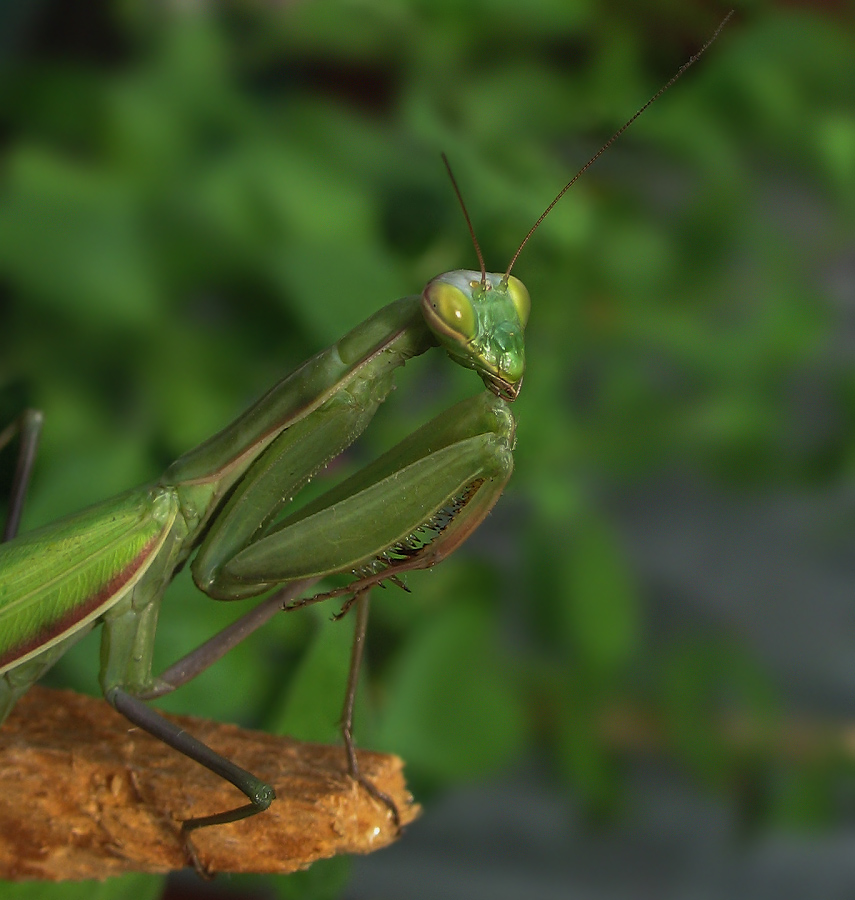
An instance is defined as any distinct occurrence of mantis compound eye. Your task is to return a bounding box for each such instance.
[505,276,530,328]
[423,279,477,343]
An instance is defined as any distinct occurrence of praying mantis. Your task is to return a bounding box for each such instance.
[0,13,732,871]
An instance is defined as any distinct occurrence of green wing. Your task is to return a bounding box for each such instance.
[0,486,179,674]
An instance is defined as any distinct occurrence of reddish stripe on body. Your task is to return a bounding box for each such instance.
[0,532,162,671]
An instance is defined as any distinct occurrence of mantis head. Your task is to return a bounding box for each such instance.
[422,269,530,402]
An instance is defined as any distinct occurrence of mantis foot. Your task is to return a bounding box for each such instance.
[342,706,402,832]
[351,769,402,832]
[181,824,215,879]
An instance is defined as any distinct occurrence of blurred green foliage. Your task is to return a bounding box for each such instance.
[0,0,854,897]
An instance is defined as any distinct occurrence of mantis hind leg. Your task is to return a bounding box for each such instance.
[106,686,275,875]
[100,587,277,874]
[0,408,43,542]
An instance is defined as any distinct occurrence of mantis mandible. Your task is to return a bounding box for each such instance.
[0,13,731,869]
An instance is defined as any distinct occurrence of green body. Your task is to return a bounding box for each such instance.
[0,270,527,725]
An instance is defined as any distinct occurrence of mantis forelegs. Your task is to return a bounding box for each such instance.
[195,391,515,599]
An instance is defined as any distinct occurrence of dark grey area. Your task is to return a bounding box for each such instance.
[348,474,855,899]
[350,763,855,900]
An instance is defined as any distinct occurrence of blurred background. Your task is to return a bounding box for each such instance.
[1,1,854,898]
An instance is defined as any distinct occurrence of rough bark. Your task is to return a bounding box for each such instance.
[0,686,419,881]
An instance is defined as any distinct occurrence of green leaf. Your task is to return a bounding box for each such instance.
[272,855,352,900]
[0,148,159,328]
[564,516,639,677]
[267,608,368,746]
[0,874,164,900]
[377,603,525,782]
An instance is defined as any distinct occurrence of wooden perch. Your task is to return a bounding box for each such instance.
[0,686,419,881]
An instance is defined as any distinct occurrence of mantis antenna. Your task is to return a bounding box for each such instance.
[442,151,487,287]
[503,9,735,280]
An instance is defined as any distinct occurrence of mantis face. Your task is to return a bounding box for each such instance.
[421,269,530,402]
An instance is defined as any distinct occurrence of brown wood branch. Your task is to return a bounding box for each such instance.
[0,686,419,881]
[599,703,855,764]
